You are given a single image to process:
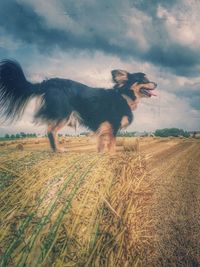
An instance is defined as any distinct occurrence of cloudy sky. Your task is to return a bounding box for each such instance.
[0,0,200,136]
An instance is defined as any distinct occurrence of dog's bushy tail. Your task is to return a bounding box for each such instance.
[0,60,43,121]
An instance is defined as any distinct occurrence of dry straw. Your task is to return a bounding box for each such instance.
[0,139,155,267]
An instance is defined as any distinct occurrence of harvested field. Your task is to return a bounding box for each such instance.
[0,137,200,266]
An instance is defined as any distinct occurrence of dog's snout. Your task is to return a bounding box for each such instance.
[147,82,157,90]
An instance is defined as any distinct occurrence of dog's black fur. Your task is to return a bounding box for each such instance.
[0,60,156,152]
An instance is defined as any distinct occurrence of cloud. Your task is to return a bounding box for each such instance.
[1,0,200,77]
[132,91,200,131]
[0,0,200,135]
[146,44,200,76]
[157,2,200,49]
[174,82,200,110]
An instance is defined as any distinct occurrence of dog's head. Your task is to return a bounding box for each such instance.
[112,70,157,100]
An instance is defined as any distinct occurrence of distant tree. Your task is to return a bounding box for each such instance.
[4,134,10,139]
[117,131,136,137]
[154,128,189,137]
[192,131,197,138]
[15,133,21,139]
[27,133,36,138]
[20,132,26,138]
[11,134,15,139]
[80,132,89,136]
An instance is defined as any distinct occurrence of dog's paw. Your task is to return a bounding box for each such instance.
[56,147,67,153]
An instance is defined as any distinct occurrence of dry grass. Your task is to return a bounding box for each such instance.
[0,138,200,267]
[0,150,113,266]
[16,143,24,151]
[85,153,155,267]
[0,141,155,266]
[123,138,140,152]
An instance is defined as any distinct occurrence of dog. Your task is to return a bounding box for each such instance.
[0,60,157,153]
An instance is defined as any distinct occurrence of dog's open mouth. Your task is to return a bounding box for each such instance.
[139,82,157,97]
[140,88,157,97]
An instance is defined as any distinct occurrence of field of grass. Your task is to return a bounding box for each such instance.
[0,136,200,266]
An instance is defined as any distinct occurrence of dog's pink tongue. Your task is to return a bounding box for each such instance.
[149,90,157,96]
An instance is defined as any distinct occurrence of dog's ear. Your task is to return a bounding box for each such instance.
[111,70,129,85]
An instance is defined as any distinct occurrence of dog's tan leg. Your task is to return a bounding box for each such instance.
[54,120,69,152]
[96,122,116,154]
[97,134,104,153]
[120,116,130,129]
[108,135,116,155]
[47,120,68,152]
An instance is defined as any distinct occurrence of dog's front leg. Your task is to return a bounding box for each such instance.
[108,135,116,155]
[96,122,114,154]
[97,133,116,154]
[97,134,105,153]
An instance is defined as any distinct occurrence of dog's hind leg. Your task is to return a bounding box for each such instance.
[47,124,57,152]
[47,120,68,152]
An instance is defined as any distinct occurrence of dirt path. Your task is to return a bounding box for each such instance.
[148,140,200,266]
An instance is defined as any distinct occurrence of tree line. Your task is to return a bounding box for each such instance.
[1,128,192,140]
[154,128,190,137]
[118,128,190,137]
[1,132,37,140]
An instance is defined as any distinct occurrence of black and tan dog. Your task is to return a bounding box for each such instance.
[0,60,157,153]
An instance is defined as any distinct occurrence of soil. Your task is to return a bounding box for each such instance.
[146,139,200,266]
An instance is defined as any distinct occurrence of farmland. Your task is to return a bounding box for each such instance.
[0,137,200,266]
